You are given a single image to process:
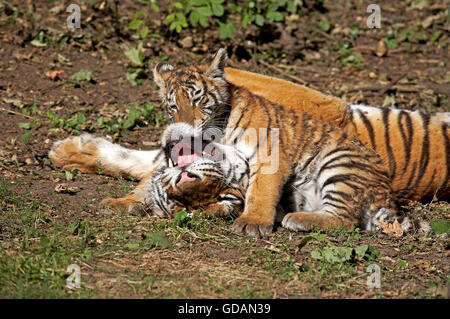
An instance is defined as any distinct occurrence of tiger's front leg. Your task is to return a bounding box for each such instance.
[232,163,290,238]
[99,172,155,212]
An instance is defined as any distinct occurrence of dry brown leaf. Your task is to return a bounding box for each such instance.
[45,69,64,81]
[378,220,404,237]
[54,184,80,194]
[376,39,387,57]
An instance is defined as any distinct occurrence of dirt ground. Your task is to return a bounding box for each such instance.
[0,0,449,299]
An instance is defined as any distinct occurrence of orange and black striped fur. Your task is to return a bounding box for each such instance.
[224,67,450,203]
[151,49,425,237]
[50,123,249,218]
[49,49,448,236]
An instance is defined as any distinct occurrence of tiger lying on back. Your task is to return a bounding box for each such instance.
[51,122,414,233]
[144,122,248,219]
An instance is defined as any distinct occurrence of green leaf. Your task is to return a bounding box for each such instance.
[128,19,143,30]
[242,14,253,28]
[126,68,145,86]
[190,0,207,5]
[124,48,143,66]
[123,103,139,130]
[172,210,191,228]
[219,22,236,39]
[397,258,407,268]
[65,170,73,181]
[139,26,149,39]
[354,244,369,258]
[297,236,314,250]
[143,231,173,249]
[134,9,147,19]
[197,6,212,17]
[384,37,398,49]
[189,10,200,25]
[255,14,264,26]
[71,69,92,83]
[18,122,31,130]
[212,3,224,16]
[266,11,283,22]
[430,219,450,235]
[320,18,331,33]
[40,235,51,248]
[165,13,175,23]
[124,242,140,250]
[21,132,32,145]
[430,30,442,43]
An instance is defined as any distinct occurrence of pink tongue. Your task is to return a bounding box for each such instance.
[177,172,197,187]
[177,153,200,167]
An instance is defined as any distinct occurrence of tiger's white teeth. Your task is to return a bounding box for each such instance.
[168,158,174,168]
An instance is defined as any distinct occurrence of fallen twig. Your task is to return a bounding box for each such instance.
[347,84,420,94]
[0,107,35,119]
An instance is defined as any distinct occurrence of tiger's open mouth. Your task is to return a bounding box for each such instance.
[164,136,218,168]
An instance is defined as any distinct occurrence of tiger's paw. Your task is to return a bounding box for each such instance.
[232,214,273,238]
[99,197,139,212]
[281,212,314,232]
[282,212,355,232]
[49,134,100,173]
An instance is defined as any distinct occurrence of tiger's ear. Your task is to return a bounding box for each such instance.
[153,62,174,88]
[205,48,227,79]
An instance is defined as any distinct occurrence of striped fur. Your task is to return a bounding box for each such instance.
[152,49,421,237]
[146,123,248,218]
[224,68,450,202]
[49,51,448,236]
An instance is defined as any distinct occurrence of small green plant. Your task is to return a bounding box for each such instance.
[311,243,380,264]
[172,210,192,228]
[338,43,361,67]
[96,102,168,135]
[47,110,87,134]
[71,69,93,85]
[430,219,450,235]
[162,0,302,38]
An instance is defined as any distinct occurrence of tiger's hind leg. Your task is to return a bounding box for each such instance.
[49,134,163,180]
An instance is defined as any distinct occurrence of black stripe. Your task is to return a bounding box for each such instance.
[322,162,388,180]
[398,110,413,174]
[406,112,430,197]
[382,108,396,177]
[357,109,376,151]
[322,194,348,206]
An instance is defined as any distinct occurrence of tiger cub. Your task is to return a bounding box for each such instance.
[152,49,411,237]
[49,123,249,218]
[146,122,248,218]
[224,67,450,202]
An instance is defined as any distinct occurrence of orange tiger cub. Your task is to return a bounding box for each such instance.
[152,49,426,237]
[224,67,450,202]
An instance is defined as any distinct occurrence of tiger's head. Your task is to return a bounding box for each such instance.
[149,122,248,218]
[153,48,229,131]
